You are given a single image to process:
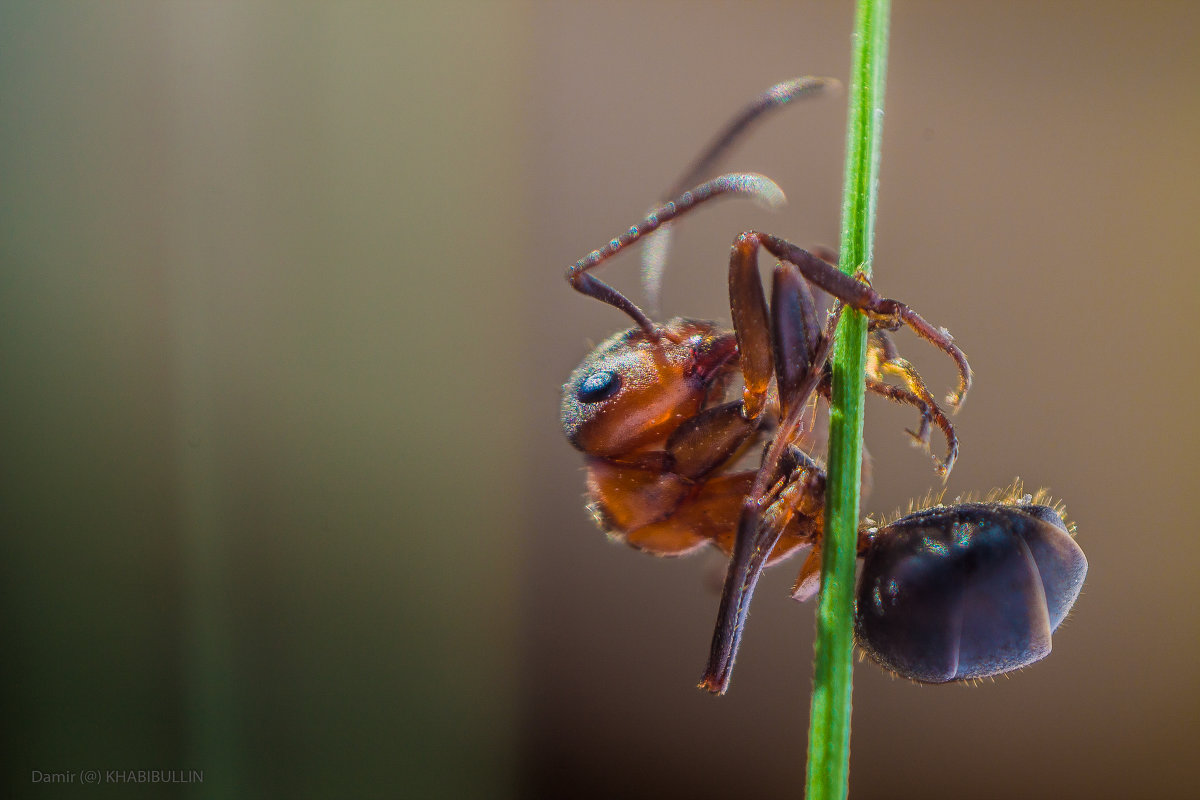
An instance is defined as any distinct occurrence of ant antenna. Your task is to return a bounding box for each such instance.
[642,77,840,310]
[567,173,785,335]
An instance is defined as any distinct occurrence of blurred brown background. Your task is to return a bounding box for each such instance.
[3,2,1197,798]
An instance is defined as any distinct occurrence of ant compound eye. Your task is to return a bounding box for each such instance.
[578,370,620,403]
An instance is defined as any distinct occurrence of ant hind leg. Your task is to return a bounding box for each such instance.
[866,330,960,477]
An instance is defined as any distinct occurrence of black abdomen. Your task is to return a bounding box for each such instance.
[855,502,1087,683]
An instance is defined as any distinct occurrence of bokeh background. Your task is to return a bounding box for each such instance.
[3,2,1197,798]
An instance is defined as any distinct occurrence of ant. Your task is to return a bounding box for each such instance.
[560,78,1086,694]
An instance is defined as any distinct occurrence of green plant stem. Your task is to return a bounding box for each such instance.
[804,1,890,798]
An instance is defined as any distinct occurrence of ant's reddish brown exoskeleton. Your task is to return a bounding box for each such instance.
[561,78,1086,694]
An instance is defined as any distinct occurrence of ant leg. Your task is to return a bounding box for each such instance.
[727,232,829,421]
[752,447,826,581]
[726,224,774,420]
[770,263,823,421]
[699,442,829,693]
[792,523,878,602]
[655,258,823,492]
[664,401,758,481]
[772,241,835,421]
[754,463,825,575]
[813,339,959,478]
[791,540,823,603]
[735,232,973,407]
[866,331,959,476]
[661,230,830,481]
[683,229,824,532]
[863,378,958,477]
[700,308,843,694]
[567,174,786,336]
[608,240,838,559]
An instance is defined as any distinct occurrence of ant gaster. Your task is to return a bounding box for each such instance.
[560,78,1086,694]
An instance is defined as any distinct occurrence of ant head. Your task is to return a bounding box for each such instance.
[561,319,737,458]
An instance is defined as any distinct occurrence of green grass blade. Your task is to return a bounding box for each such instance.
[804,1,891,798]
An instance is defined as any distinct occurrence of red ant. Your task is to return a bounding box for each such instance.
[561,78,1086,694]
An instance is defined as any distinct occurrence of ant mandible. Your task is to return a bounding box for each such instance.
[560,78,1086,694]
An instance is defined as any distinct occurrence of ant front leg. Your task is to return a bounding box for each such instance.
[735,232,973,407]
[726,230,826,422]
[619,240,808,547]
[619,263,821,562]
[655,234,815,485]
